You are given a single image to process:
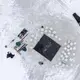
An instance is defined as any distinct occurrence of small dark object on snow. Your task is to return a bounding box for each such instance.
[7,52,15,58]
[18,28,28,39]
[21,47,27,51]
[41,26,44,28]
[16,41,21,47]
[5,45,7,48]
[11,39,15,42]
[38,61,44,65]
[73,13,80,26]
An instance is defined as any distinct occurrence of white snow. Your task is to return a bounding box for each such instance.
[1,0,80,80]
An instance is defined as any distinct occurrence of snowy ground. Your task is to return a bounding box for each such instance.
[1,0,80,80]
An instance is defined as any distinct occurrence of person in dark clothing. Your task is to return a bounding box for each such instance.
[7,52,15,58]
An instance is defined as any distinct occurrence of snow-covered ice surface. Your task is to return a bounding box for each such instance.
[1,0,80,80]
